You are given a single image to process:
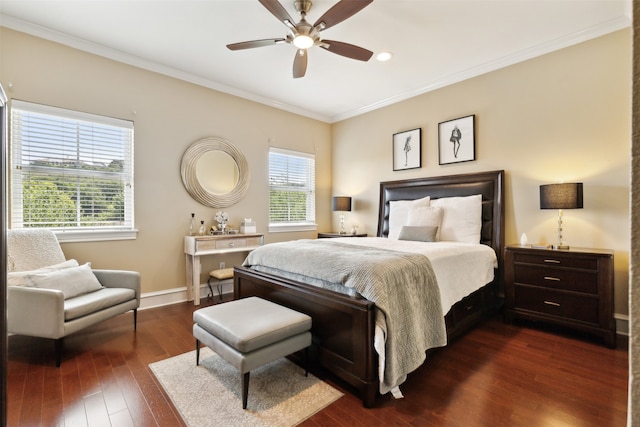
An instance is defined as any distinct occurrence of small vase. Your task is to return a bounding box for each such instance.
[198,220,206,236]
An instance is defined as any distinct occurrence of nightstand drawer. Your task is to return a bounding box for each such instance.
[514,286,598,324]
[513,252,598,270]
[513,265,598,294]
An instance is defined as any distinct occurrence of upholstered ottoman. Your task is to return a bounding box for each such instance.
[193,296,312,409]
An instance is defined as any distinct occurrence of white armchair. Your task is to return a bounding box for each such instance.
[7,229,140,366]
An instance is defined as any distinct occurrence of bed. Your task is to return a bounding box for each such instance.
[233,170,505,407]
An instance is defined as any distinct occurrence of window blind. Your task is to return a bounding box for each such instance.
[10,100,134,234]
[268,147,315,229]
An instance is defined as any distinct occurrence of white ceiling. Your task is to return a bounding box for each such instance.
[0,0,631,123]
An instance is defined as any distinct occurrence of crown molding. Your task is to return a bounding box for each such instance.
[330,15,631,123]
[0,14,331,122]
[1,13,631,125]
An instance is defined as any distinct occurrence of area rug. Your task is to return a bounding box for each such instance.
[149,347,343,427]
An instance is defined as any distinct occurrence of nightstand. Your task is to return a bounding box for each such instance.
[317,232,368,238]
[504,245,615,347]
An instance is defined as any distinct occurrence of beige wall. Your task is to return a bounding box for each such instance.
[0,27,632,319]
[0,28,333,294]
[332,29,631,317]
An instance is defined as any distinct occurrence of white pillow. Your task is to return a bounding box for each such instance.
[407,206,444,241]
[24,263,103,299]
[8,259,79,287]
[430,194,483,243]
[388,196,430,239]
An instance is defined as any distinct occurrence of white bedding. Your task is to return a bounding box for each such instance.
[330,237,498,315]
[326,237,498,397]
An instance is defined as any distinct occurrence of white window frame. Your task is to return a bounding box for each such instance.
[268,147,316,233]
[10,100,136,242]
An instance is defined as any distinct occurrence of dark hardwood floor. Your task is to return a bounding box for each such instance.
[7,297,628,426]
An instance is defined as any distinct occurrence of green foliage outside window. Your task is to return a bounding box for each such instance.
[21,159,125,228]
[269,190,309,223]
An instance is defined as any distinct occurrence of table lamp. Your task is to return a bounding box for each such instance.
[332,196,352,235]
[540,182,583,249]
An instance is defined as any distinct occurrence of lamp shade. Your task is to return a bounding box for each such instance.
[540,183,583,210]
[332,196,352,212]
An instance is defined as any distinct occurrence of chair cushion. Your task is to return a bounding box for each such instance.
[24,263,103,299]
[209,268,234,280]
[8,259,79,287]
[193,297,311,353]
[64,287,136,321]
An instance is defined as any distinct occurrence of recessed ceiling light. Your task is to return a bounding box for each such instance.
[376,52,393,62]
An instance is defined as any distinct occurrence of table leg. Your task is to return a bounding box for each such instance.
[193,255,201,305]
[185,254,202,305]
[185,254,193,302]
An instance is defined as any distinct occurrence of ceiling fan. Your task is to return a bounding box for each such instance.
[227,0,374,78]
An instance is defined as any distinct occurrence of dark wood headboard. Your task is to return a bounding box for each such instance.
[377,170,505,269]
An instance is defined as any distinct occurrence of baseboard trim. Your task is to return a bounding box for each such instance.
[139,280,233,310]
[615,313,629,337]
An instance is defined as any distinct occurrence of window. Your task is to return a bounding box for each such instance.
[268,147,316,232]
[10,100,135,242]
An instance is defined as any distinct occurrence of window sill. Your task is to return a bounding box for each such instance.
[54,229,138,243]
[268,223,317,233]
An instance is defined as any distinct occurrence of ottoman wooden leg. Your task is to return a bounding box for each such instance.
[242,372,250,409]
[196,339,200,365]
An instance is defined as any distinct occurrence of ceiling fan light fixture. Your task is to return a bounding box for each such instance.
[293,34,314,49]
[229,0,374,77]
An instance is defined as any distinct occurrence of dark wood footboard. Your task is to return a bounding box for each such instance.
[234,265,501,407]
[233,265,379,408]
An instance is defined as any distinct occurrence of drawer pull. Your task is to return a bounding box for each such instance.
[465,305,474,311]
[544,276,561,281]
[544,301,560,307]
[544,259,561,264]
[229,242,235,247]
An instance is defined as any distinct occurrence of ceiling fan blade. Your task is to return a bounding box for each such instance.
[320,39,373,61]
[293,49,308,78]
[258,0,296,29]
[313,0,373,31]
[227,38,286,50]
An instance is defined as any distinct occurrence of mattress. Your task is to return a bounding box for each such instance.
[330,237,498,314]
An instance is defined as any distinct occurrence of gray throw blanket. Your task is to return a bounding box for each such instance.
[243,239,447,393]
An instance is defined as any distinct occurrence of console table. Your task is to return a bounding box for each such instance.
[184,233,264,305]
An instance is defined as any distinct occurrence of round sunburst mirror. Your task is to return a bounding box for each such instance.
[180,136,249,208]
